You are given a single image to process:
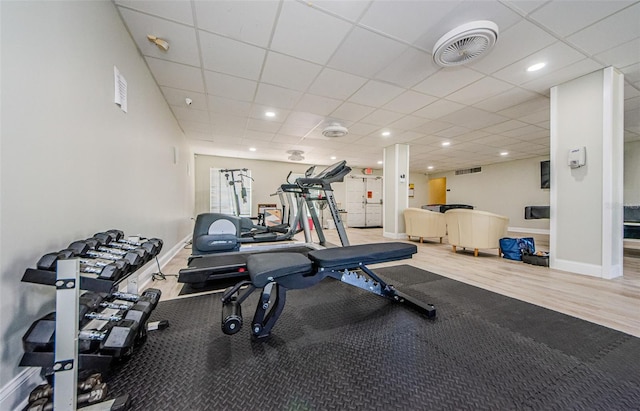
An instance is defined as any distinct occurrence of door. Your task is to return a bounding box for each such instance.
[346,176,383,227]
[428,177,446,204]
[365,178,382,227]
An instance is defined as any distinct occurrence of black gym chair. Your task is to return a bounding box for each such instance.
[220,242,436,339]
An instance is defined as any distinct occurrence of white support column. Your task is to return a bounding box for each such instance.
[383,144,410,239]
[550,67,624,278]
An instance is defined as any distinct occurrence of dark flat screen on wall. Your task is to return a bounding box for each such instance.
[541,160,550,189]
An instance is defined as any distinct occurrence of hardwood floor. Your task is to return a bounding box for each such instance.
[145,228,640,338]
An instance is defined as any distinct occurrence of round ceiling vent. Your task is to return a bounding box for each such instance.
[432,21,499,67]
[287,150,305,161]
[322,123,349,138]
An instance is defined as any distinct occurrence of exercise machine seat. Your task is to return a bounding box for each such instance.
[247,253,312,288]
[308,243,417,270]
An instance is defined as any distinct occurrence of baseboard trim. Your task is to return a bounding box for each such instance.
[551,258,623,279]
[508,227,550,235]
[119,234,191,292]
[383,231,408,240]
[0,367,43,411]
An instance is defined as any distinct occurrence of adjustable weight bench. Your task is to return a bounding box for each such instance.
[220,242,436,339]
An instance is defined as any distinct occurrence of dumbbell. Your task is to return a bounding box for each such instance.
[27,382,107,411]
[93,232,153,261]
[106,230,163,256]
[28,373,102,403]
[36,251,122,281]
[23,313,139,358]
[80,291,154,342]
[68,240,143,272]
[108,288,162,311]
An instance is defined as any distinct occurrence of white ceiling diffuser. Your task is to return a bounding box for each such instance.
[287,150,305,161]
[432,21,498,67]
[322,123,348,138]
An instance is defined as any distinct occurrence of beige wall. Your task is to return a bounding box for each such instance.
[625,140,640,204]
[0,1,193,394]
[428,156,551,230]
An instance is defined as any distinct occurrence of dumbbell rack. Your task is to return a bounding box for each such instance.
[21,257,137,409]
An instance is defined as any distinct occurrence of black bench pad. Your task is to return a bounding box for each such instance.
[308,242,417,271]
[247,252,313,288]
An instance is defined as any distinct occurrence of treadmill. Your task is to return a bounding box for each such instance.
[178,160,352,287]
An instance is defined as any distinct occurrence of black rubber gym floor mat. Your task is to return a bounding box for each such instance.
[105,264,640,410]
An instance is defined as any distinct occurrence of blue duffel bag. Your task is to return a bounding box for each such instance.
[499,237,535,261]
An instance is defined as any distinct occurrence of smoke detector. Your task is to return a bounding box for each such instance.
[432,21,498,67]
[287,150,305,161]
[322,123,349,138]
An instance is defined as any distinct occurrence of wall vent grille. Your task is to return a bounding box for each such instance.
[455,167,482,175]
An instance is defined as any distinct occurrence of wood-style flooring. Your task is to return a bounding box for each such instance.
[146,228,640,338]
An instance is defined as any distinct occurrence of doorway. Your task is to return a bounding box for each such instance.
[428,177,446,204]
[346,176,383,227]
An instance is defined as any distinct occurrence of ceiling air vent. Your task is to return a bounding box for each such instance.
[322,123,348,138]
[287,150,305,161]
[433,21,498,67]
[455,167,482,176]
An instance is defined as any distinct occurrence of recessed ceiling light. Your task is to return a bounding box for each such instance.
[249,147,257,152]
[382,131,391,136]
[330,156,336,160]
[527,62,546,72]
[427,166,434,170]
[500,151,509,156]
[265,111,276,118]
[377,160,383,165]
[441,142,451,147]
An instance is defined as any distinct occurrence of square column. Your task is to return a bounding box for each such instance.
[550,67,624,278]
[383,144,409,239]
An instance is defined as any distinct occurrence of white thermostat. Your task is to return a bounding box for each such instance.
[568,146,586,169]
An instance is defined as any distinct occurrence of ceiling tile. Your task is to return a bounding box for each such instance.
[359,1,458,44]
[375,47,440,88]
[270,1,353,65]
[483,120,529,134]
[567,3,640,55]
[180,120,212,133]
[328,26,409,78]
[471,19,557,74]
[283,111,325,128]
[243,130,275,141]
[520,58,604,93]
[248,105,290,121]
[308,68,368,100]
[492,42,586,86]
[199,31,266,80]
[203,71,257,101]
[435,126,471,138]
[413,67,485,98]
[595,38,640,70]
[254,84,302,110]
[146,57,204,92]
[172,106,209,123]
[446,77,514,105]
[330,102,376,122]
[382,90,438,114]
[472,87,539,112]
[530,0,634,37]
[308,0,371,22]
[360,109,405,126]
[194,1,278,47]
[349,80,405,107]
[438,107,509,129]
[296,93,343,116]
[208,96,252,117]
[413,120,456,135]
[497,96,549,118]
[116,0,194,25]
[389,115,429,131]
[118,9,199,66]
[246,118,279,134]
[413,99,466,119]
[261,52,323,91]
[162,86,206,110]
[500,1,549,16]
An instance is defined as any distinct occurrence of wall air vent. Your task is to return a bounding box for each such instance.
[455,167,482,176]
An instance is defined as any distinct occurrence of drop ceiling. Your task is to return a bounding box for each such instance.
[115,0,640,173]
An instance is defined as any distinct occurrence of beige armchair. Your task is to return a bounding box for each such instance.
[444,209,509,256]
[404,207,447,243]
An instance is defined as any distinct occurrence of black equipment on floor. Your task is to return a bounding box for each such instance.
[220,242,436,339]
